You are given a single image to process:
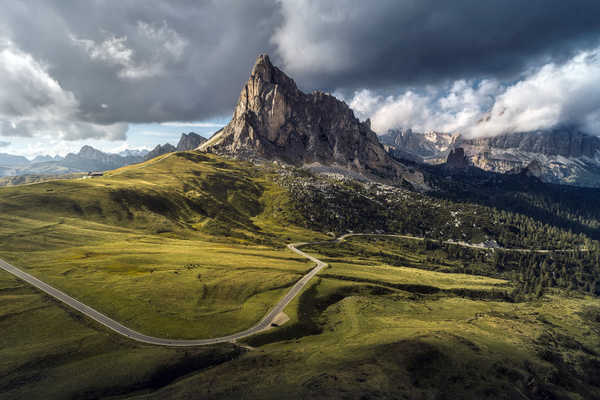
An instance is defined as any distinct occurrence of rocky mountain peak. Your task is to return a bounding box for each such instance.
[177,132,206,151]
[144,143,176,161]
[200,54,424,187]
[76,145,108,161]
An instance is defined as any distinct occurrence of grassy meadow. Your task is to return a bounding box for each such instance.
[0,152,599,399]
[0,152,323,339]
[132,238,600,399]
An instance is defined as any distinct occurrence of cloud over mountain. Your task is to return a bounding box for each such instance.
[0,0,599,143]
[346,46,600,137]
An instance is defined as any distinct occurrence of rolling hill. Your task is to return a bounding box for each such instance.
[0,54,599,399]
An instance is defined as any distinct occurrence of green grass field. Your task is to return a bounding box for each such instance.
[0,270,241,400]
[0,152,325,339]
[132,245,600,399]
[1,153,599,399]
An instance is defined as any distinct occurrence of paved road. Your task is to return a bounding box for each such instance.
[0,241,327,347]
[0,233,585,347]
[337,233,588,253]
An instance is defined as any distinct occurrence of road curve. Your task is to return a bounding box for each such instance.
[0,241,327,347]
[0,233,584,346]
[337,233,588,253]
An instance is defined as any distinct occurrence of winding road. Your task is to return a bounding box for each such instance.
[0,233,585,347]
[0,241,327,347]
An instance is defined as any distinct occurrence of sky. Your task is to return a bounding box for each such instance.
[1,0,600,158]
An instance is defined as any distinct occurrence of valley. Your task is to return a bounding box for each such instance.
[1,149,599,399]
[1,50,599,400]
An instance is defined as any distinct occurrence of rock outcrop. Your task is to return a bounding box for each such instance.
[145,143,176,161]
[177,132,206,151]
[200,55,424,187]
[445,147,470,170]
[462,129,600,159]
[379,129,458,160]
[382,127,600,188]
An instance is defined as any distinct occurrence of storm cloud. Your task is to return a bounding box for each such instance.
[1,0,599,141]
[347,46,600,136]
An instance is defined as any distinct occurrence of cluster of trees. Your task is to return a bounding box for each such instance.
[283,173,592,251]
[424,240,600,296]
[280,169,600,297]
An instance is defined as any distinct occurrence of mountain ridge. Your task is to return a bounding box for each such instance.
[200,54,425,188]
[382,127,600,187]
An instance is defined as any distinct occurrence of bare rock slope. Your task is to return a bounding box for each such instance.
[200,55,424,187]
[177,132,206,151]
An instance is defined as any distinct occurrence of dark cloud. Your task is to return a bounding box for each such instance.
[1,0,279,135]
[275,0,600,93]
[1,0,599,140]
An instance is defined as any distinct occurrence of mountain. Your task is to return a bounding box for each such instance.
[177,132,206,151]
[59,145,145,171]
[0,153,29,166]
[142,133,206,161]
[379,129,458,160]
[144,143,177,161]
[384,127,600,188]
[0,146,146,177]
[461,128,600,187]
[200,54,424,187]
[31,155,64,163]
[118,149,149,158]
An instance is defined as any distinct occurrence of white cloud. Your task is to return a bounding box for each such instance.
[71,21,187,80]
[345,46,600,137]
[272,0,359,74]
[477,48,600,136]
[0,40,128,140]
[348,81,499,134]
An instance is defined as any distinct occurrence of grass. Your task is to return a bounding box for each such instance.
[1,153,599,399]
[0,270,241,400]
[0,152,325,339]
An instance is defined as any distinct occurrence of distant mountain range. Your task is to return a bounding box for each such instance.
[382,128,600,188]
[0,132,207,178]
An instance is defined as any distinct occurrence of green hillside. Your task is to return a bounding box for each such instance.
[1,150,599,399]
[0,152,323,339]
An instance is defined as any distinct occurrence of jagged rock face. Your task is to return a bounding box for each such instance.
[461,129,600,187]
[145,143,176,161]
[516,159,543,179]
[382,128,600,187]
[379,128,458,159]
[445,148,470,169]
[462,129,600,158]
[177,132,206,151]
[201,55,423,186]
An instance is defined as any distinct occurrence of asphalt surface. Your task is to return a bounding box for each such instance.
[0,233,583,347]
[0,241,327,347]
[337,233,587,253]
